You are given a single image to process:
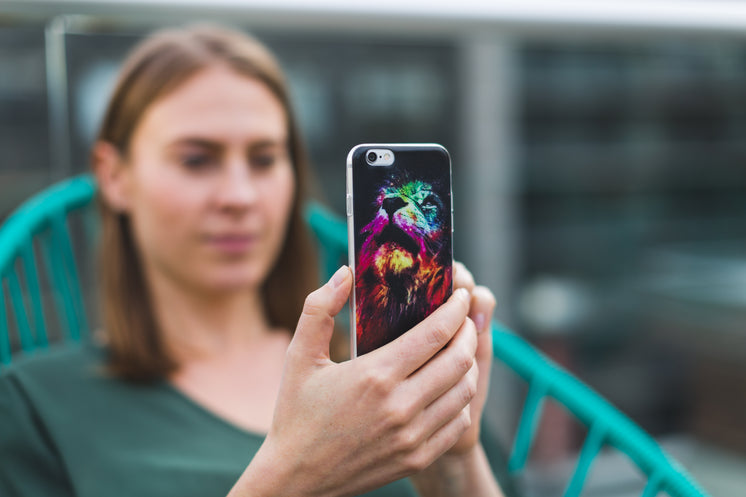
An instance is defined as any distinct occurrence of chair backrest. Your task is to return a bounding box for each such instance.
[0,175,96,365]
[305,201,349,282]
[0,174,710,497]
[491,323,710,497]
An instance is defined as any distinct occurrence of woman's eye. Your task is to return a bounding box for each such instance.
[180,153,215,170]
[251,154,277,169]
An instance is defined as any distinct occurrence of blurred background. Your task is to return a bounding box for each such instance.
[1,1,745,495]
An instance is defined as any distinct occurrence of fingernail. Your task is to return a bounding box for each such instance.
[329,266,348,288]
[474,312,486,333]
[454,287,470,302]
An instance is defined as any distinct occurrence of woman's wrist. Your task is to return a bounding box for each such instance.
[227,439,298,497]
[410,443,503,497]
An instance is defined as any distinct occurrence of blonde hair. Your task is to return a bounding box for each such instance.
[95,25,318,381]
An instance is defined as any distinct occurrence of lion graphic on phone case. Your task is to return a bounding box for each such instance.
[356,175,452,354]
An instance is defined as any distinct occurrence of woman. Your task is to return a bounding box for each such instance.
[0,25,503,497]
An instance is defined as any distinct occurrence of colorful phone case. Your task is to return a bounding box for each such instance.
[347,144,453,356]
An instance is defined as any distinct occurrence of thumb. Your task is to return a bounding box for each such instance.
[289,266,352,365]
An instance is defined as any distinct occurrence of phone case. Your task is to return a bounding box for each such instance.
[347,144,454,357]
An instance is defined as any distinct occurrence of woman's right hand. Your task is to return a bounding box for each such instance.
[230,265,478,497]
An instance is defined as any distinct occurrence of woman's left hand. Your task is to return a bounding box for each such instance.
[445,262,496,454]
[408,262,503,497]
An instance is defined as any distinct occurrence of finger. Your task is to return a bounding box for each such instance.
[469,285,497,335]
[289,266,352,365]
[475,317,493,366]
[453,261,475,293]
[463,322,493,447]
[372,287,471,377]
[414,403,473,467]
[394,362,477,469]
[419,360,478,436]
[473,322,493,411]
[398,316,477,411]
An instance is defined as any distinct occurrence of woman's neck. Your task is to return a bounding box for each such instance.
[147,272,273,362]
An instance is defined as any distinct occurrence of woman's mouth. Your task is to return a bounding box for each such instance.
[205,234,259,254]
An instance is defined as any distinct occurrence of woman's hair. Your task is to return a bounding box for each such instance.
[95,24,319,381]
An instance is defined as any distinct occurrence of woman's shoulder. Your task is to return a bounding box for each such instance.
[0,342,154,439]
[1,342,103,380]
[0,342,110,404]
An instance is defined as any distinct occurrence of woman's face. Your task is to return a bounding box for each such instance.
[121,66,296,294]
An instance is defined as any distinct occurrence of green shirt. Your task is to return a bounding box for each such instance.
[0,344,417,497]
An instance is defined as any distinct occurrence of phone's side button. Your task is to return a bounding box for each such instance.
[346,193,353,217]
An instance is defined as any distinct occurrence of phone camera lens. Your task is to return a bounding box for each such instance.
[366,151,377,164]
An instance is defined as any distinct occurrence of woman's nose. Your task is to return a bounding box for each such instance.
[215,162,258,209]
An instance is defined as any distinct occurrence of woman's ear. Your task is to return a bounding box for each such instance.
[93,141,131,213]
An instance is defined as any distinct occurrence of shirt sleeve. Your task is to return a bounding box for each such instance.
[0,370,76,497]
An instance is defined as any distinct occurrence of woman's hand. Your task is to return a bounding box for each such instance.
[230,265,478,497]
[447,262,497,454]
[409,262,503,497]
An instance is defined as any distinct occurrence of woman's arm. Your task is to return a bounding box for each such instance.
[0,372,76,497]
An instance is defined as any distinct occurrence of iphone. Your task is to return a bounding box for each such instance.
[346,144,454,356]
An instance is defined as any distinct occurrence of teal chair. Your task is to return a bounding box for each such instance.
[0,175,96,362]
[0,175,710,497]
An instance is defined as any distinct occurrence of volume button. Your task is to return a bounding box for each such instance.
[346,194,353,217]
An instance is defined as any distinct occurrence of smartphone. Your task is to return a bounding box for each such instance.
[347,144,454,357]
